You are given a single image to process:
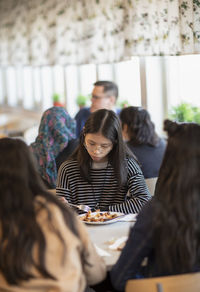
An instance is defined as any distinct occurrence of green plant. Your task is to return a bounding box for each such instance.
[52,93,64,107]
[118,99,130,109]
[53,93,60,102]
[169,102,200,124]
[76,94,89,107]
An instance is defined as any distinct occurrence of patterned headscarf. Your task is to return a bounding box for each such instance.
[30,106,76,188]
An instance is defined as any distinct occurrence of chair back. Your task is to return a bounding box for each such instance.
[126,272,200,292]
[145,177,158,196]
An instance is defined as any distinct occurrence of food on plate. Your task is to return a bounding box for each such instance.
[80,210,118,222]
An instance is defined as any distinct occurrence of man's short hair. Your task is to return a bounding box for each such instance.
[94,80,118,99]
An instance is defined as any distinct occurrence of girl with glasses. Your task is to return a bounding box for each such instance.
[56,109,151,214]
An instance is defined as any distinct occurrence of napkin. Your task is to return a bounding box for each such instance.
[94,244,111,257]
[108,236,128,250]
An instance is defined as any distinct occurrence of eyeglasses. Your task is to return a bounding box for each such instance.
[84,141,113,153]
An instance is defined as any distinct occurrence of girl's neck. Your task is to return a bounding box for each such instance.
[92,160,108,169]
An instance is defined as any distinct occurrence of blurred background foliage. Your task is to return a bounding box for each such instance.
[169,102,200,124]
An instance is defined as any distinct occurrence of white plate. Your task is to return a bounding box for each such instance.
[79,211,125,225]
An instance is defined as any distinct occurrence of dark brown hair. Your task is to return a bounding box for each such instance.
[120,106,160,146]
[152,120,200,274]
[0,138,80,284]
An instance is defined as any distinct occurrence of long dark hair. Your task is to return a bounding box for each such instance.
[120,106,159,146]
[152,120,200,274]
[72,109,133,187]
[0,138,80,284]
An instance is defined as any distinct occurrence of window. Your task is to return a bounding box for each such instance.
[1,55,200,136]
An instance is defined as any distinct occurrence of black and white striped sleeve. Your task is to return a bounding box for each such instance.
[109,158,151,214]
[56,161,72,201]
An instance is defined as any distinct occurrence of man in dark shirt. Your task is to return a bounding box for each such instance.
[75,80,120,137]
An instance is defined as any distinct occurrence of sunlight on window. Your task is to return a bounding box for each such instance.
[146,57,168,135]
[53,65,65,103]
[166,55,200,108]
[1,55,200,136]
[0,69,3,103]
[6,67,17,107]
[23,67,34,109]
[98,64,113,80]
[16,67,23,106]
[114,58,141,107]
[179,55,200,106]
[40,66,53,110]
[65,65,79,117]
[79,64,96,97]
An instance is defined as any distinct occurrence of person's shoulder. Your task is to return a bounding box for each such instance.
[59,158,79,171]
[126,156,142,173]
[75,107,91,119]
[159,137,167,147]
[154,137,167,151]
[115,108,121,115]
[35,195,62,219]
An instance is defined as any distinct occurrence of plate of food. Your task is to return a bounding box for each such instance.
[79,210,125,225]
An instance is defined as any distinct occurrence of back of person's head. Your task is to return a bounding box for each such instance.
[94,80,118,100]
[156,120,200,199]
[120,106,159,146]
[152,120,200,275]
[0,137,44,196]
[0,137,79,284]
[30,106,76,188]
[74,109,132,186]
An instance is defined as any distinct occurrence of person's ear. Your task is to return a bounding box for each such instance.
[109,95,116,106]
[122,124,129,141]
[123,124,128,133]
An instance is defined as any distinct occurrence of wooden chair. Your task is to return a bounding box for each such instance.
[125,272,200,292]
[145,177,158,196]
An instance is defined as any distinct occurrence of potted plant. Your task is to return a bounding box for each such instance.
[76,94,89,109]
[53,93,64,107]
[118,100,130,109]
[169,102,200,124]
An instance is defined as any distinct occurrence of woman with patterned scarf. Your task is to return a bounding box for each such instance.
[30,107,78,189]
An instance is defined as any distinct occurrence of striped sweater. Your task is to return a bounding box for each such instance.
[56,157,151,214]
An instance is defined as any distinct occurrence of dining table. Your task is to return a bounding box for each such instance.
[0,109,40,137]
[85,214,137,270]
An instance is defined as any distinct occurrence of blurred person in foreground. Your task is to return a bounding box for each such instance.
[30,107,79,189]
[120,106,166,179]
[75,80,120,137]
[0,137,106,292]
[110,120,200,291]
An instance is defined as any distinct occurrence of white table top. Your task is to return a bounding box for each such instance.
[86,220,135,270]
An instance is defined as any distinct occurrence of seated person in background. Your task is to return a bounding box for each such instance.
[30,106,79,189]
[75,80,120,137]
[110,120,200,291]
[57,109,151,214]
[0,138,106,292]
[120,106,166,178]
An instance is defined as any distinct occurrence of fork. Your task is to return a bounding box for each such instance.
[67,203,91,213]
